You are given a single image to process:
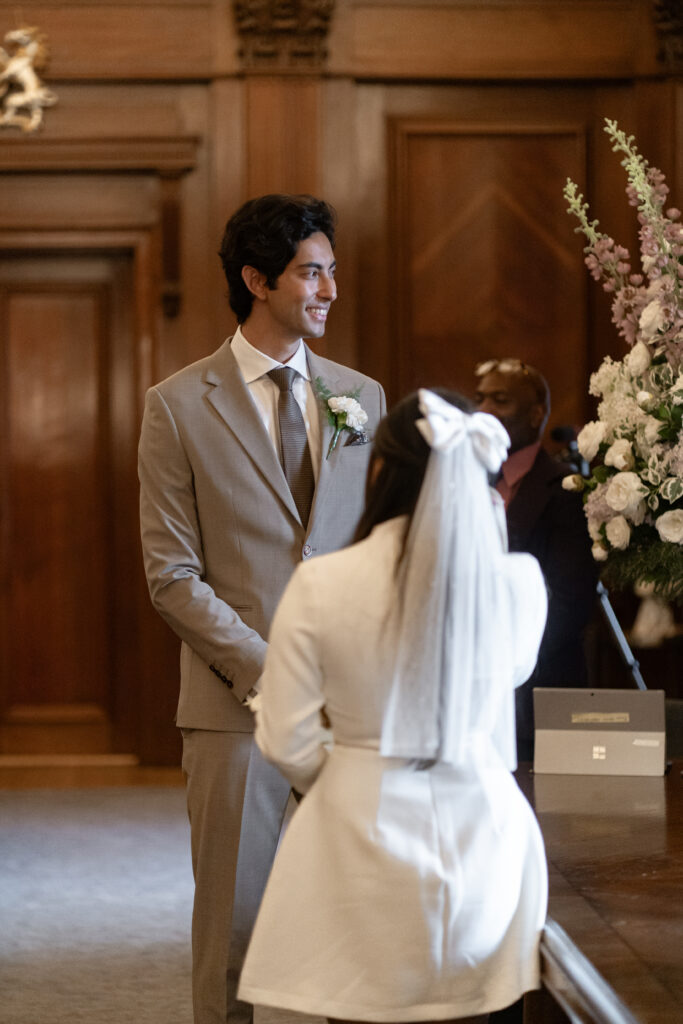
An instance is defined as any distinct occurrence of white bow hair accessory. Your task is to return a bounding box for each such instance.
[415,388,510,473]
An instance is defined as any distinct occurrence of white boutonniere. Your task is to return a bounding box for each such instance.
[314,378,370,458]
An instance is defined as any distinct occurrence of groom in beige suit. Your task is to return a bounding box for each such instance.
[138,194,385,1024]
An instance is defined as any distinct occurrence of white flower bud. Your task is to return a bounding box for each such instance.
[625,339,652,374]
[606,515,631,550]
[561,474,584,492]
[638,301,667,341]
[604,439,635,472]
[591,542,609,562]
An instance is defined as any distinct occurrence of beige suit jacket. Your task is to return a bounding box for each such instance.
[138,337,386,732]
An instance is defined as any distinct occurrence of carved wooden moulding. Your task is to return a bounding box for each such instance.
[652,0,683,73]
[233,0,335,71]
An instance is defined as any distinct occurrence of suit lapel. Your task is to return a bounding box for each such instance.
[204,341,301,522]
[307,348,370,532]
[306,349,348,526]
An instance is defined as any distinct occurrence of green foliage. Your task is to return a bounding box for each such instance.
[601,538,683,603]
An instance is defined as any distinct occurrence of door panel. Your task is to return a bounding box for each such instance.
[390,122,588,430]
[0,252,138,756]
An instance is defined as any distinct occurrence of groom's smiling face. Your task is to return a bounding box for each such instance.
[258,232,337,345]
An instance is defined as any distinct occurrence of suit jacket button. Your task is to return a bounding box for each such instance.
[302,544,312,558]
[226,680,233,688]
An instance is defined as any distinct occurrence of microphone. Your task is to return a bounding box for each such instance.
[550,426,589,477]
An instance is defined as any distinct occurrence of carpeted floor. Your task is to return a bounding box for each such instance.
[0,786,317,1024]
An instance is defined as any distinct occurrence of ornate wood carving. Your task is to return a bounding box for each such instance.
[0,26,57,133]
[233,0,335,71]
[652,0,683,73]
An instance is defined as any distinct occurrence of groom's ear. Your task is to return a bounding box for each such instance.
[242,265,269,301]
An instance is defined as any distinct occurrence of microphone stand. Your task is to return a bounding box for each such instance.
[552,426,648,691]
[595,581,648,691]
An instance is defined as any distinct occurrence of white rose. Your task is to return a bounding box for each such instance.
[637,390,654,409]
[639,299,667,341]
[591,542,609,562]
[561,474,584,492]
[655,509,683,544]
[606,515,631,550]
[625,340,652,375]
[605,472,647,514]
[604,439,635,472]
[577,420,607,461]
[328,396,368,431]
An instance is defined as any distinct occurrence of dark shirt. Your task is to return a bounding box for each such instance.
[505,448,599,761]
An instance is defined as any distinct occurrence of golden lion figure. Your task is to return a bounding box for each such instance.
[0,26,57,132]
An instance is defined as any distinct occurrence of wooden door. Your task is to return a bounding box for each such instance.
[388,120,588,431]
[0,249,157,760]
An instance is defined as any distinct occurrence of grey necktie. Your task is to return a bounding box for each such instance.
[268,367,315,527]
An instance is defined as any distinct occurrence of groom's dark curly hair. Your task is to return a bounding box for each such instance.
[218,194,336,323]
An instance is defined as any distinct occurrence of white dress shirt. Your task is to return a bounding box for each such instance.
[230,326,322,481]
[231,325,323,708]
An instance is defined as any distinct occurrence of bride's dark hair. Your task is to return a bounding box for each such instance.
[353,387,471,545]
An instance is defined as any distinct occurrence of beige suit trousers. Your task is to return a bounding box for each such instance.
[181,728,291,1024]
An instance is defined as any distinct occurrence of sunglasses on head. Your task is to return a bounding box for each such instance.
[475,359,529,376]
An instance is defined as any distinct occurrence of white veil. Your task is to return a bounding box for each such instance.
[380,389,520,770]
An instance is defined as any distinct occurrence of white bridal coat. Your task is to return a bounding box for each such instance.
[238,516,549,1021]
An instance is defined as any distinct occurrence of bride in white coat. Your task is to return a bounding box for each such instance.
[238,389,549,1024]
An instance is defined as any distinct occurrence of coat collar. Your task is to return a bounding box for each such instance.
[204,339,300,522]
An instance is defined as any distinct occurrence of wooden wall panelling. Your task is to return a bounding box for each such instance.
[356,84,599,412]
[244,76,322,198]
[209,77,248,348]
[319,76,362,369]
[352,75,680,419]
[328,0,661,81]
[0,128,200,766]
[388,119,589,435]
[0,243,136,756]
[0,1,214,79]
[0,226,182,766]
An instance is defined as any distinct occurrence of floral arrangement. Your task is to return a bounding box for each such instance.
[314,378,369,458]
[563,119,683,601]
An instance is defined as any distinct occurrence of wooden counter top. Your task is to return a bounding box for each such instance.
[516,762,683,1024]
